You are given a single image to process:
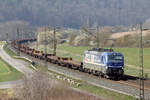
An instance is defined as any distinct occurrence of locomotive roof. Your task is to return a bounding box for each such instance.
[89,48,113,52]
[84,50,123,56]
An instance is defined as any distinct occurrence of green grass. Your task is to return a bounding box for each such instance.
[0,58,23,82]
[78,82,137,100]
[0,41,6,45]
[3,45,17,57]
[13,56,32,63]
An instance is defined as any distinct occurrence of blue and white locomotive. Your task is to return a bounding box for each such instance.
[82,48,124,78]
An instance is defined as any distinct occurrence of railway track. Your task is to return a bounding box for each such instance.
[9,39,150,99]
[118,75,150,92]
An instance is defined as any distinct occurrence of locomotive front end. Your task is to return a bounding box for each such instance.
[106,53,124,77]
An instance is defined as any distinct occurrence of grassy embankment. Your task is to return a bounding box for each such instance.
[0,89,16,100]
[0,43,22,82]
[3,45,17,57]
[0,57,22,82]
[3,44,36,70]
[33,43,150,78]
[3,45,29,62]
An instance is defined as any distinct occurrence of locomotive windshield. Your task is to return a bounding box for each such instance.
[108,55,123,62]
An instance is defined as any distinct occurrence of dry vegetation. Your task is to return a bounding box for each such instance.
[13,72,103,100]
[36,24,150,48]
[0,90,17,100]
[68,27,150,48]
[68,26,113,47]
[0,72,104,100]
[0,93,17,100]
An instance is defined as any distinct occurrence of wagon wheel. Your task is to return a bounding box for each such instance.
[57,62,61,66]
[66,63,69,68]
[100,74,104,78]
[79,66,84,72]
[88,69,91,74]
[104,75,109,79]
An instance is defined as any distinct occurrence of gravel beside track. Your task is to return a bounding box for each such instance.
[9,45,150,100]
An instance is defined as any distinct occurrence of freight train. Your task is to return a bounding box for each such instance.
[11,38,124,78]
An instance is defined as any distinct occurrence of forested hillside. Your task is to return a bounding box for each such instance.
[0,0,150,28]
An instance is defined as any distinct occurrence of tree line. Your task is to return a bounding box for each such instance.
[0,0,150,28]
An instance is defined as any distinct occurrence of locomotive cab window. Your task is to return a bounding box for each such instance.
[108,55,123,62]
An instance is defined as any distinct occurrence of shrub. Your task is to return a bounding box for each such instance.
[14,72,101,100]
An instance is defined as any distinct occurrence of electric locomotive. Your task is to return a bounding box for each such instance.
[82,48,124,78]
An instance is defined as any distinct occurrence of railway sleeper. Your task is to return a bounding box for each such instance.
[83,68,90,73]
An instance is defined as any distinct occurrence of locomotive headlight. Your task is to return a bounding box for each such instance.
[105,66,108,69]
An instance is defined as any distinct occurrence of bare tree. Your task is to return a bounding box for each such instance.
[14,72,102,100]
[15,72,57,100]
